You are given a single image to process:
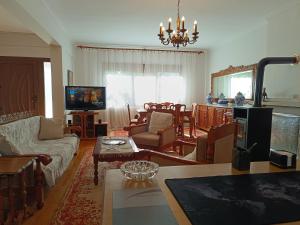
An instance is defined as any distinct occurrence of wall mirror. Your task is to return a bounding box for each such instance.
[211,64,257,99]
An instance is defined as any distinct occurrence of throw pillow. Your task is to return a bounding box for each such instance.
[148,111,173,134]
[183,147,197,161]
[39,117,64,140]
[0,134,20,156]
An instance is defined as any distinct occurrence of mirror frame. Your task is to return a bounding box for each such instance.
[211,64,257,100]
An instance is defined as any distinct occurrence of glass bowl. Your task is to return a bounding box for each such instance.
[120,160,159,181]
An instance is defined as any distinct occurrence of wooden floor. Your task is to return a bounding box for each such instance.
[23,140,96,225]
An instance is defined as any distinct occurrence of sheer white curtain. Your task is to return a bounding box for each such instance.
[75,47,206,130]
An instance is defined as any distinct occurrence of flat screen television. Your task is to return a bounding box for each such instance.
[65,86,106,110]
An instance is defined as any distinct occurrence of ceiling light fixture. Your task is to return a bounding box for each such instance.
[158,0,199,49]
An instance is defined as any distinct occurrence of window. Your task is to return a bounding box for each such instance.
[105,71,185,108]
[230,75,252,99]
[213,70,253,99]
[44,62,53,118]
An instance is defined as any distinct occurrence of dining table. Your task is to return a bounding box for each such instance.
[136,108,194,137]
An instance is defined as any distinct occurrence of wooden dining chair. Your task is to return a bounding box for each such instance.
[127,104,139,125]
[171,104,186,136]
[161,102,174,109]
[182,103,198,137]
[144,102,156,110]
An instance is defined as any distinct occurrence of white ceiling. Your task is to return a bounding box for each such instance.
[0,0,299,49]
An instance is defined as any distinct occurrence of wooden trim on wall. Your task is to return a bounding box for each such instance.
[77,45,204,54]
[0,56,50,62]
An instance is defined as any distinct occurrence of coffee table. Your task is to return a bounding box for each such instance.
[93,136,139,185]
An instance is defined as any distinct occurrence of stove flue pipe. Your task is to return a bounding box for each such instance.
[253,56,300,107]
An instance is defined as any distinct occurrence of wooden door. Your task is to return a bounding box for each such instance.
[0,57,47,116]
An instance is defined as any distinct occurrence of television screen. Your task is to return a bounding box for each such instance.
[65,86,106,110]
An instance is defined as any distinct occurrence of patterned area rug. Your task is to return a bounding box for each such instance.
[49,145,119,225]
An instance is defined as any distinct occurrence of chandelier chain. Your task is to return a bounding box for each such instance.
[177,0,180,18]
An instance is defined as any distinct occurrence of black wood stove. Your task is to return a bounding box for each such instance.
[233,56,299,161]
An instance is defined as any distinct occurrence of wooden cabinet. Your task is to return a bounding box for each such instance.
[197,104,232,131]
[70,111,99,139]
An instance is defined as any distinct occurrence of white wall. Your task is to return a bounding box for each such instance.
[264,4,300,99]
[208,3,300,100]
[0,31,50,57]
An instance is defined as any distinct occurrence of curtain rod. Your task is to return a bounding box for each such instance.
[77,45,204,54]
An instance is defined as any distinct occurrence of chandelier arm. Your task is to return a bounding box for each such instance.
[188,39,197,44]
[161,39,170,45]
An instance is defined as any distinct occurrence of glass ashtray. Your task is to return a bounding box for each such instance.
[120,160,159,181]
[102,138,126,145]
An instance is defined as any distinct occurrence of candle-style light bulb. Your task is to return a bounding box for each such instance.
[172,30,176,37]
[168,18,172,30]
[194,20,198,33]
[182,16,185,29]
[160,22,163,34]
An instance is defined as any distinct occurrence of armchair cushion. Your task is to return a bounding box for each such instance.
[132,132,160,147]
[39,117,64,140]
[148,111,173,134]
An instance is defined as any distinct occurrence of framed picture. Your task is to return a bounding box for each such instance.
[67,70,74,86]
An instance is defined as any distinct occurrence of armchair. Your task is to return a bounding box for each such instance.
[126,111,176,151]
[176,123,236,163]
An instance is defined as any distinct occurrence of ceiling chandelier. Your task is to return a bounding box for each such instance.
[158,0,199,48]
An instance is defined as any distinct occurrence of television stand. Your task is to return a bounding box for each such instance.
[69,111,99,139]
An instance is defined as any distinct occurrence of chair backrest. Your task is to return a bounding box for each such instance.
[206,123,236,163]
[191,103,197,118]
[144,102,156,110]
[171,104,186,126]
[161,102,174,109]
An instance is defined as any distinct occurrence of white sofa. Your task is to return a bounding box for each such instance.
[0,116,79,187]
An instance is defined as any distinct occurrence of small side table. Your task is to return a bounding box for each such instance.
[0,157,40,225]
